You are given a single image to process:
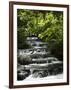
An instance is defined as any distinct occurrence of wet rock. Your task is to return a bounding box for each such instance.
[17,70,30,80]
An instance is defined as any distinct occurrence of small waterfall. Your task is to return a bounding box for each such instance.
[17,34,63,80]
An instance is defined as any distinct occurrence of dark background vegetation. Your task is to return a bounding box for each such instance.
[17,9,63,61]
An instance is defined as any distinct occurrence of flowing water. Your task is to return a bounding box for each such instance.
[17,35,63,81]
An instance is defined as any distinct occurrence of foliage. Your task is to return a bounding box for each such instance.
[17,9,63,60]
[18,55,32,65]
